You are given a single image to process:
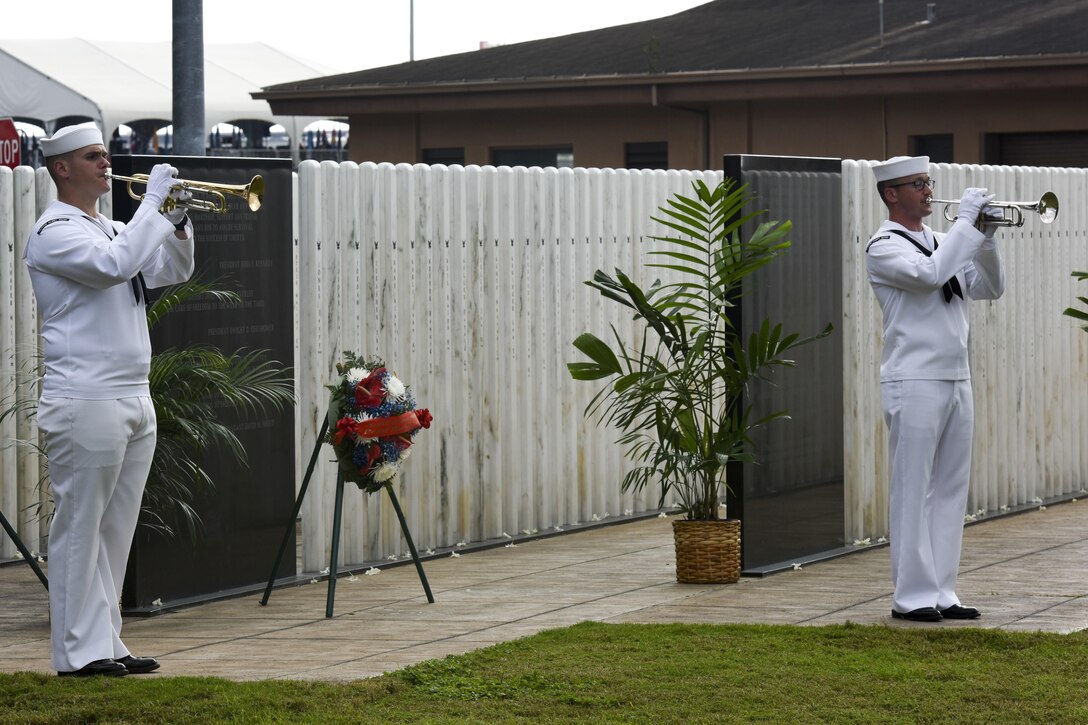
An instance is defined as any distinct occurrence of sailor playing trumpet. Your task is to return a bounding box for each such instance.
[864,155,1005,623]
[23,121,196,676]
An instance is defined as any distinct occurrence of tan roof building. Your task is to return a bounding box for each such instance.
[254,0,1088,169]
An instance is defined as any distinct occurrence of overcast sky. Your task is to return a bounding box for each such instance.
[7,0,710,74]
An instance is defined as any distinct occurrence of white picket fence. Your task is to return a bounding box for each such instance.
[3,160,1087,572]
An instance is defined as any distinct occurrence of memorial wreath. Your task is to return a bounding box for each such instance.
[325,352,432,493]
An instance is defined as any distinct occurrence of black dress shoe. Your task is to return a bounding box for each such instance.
[58,658,128,677]
[891,607,943,622]
[939,604,981,619]
[117,654,160,674]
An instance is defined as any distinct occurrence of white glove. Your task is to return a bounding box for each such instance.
[163,187,192,225]
[956,187,995,226]
[142,163,180,210]
[980,205,1003,238]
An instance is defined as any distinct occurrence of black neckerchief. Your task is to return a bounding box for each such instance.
[83,214,147,305]
[885,228,964,303]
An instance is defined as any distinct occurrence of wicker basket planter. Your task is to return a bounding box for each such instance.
[672,519,741,584]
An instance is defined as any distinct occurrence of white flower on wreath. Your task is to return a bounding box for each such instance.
[373,462,399,482]
[384,374,407,400]
[346,367,369,385]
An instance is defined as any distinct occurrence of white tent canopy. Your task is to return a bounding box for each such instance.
[0,38,340,144]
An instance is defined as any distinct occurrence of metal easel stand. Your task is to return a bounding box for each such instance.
[0,507,49,590]
[260,415,434,617]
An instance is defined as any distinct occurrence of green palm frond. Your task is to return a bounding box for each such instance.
[146,272,242,329]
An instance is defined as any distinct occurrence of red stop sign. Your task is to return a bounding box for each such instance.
[0,118,21,169]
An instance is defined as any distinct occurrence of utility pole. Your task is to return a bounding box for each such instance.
[173,0,206,155]
[410,0,415,61]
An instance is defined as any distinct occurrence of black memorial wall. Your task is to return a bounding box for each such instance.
[722,154,846,574]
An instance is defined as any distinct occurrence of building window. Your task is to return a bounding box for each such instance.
[490,146,574,168]
[910,134,953,163]
[422,147,465,165]
[625,142,668,170]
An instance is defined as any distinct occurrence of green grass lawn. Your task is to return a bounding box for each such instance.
[4,621,1087,724]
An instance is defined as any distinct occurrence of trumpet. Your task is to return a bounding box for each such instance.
[106,172,264,214]
[929,192,1059,228]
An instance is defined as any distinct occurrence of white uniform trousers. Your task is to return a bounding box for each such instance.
[37,396,157,672]
[882,379,973,614]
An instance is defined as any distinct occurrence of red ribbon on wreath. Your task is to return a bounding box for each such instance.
[331,409,432,449]
[354,409,433,438]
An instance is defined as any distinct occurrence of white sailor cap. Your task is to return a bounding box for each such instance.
[40,122,104,158]
[872,155,929,183]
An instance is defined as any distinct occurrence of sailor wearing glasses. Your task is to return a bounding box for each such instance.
[865,155,1005,623]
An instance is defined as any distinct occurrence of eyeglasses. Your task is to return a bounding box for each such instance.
[888,178,936,191]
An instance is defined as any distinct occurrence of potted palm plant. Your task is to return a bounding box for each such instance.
[569,178,831,583]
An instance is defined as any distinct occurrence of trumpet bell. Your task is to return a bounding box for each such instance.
[244,175,264,212]
[1037,191,1059,224]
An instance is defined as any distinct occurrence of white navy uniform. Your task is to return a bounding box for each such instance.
[24,199,194,672]
[865,217,1003,613]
